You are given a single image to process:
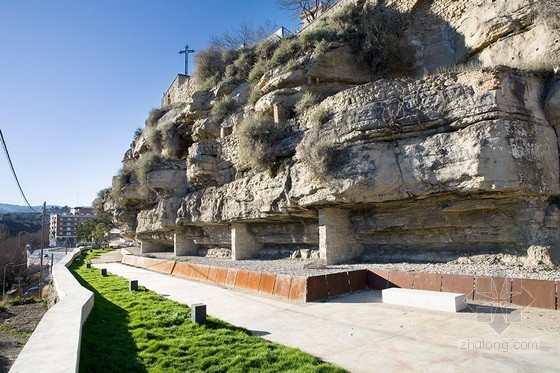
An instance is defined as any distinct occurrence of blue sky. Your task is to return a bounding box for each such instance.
[0,0,299,208]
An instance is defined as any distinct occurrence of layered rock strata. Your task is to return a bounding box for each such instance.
[104,0,560,266]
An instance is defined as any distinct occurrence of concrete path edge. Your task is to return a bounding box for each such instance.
[10,248,93,373]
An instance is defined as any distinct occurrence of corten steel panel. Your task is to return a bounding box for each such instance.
[348,270,368,292]
[306,275,329,301]
[207,266,218,284]
[184,263,195,279]
[367,269,389,290]
[150,259,175,274]
[475,276,511,303]
[441,274,474,300]
[273,274,293,299]
[215,267,228,285]
[388,271,413,289]
[246,271,262,291]
[142,258,160,270]
[199,265,211,282]
[225,268,238,287]
[326,272,351,297]
[189,264,201,280]
[258,273,276,294]
[511,278,557,310]
[289,276,306,301]
[192,265,207,281]
[172,262,193,278]
[235,270,250,289]
[413,272,442,292]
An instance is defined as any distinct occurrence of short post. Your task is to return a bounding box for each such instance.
[129,280,138,291]
[86,261,91,269]
[100,268,107,276]
[191,303,206,324]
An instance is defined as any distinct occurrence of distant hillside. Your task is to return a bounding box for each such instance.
[0,203,66,214]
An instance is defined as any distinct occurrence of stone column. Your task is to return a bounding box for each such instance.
[231,223,261,260]
[273,103,288,125]
[140,240,159,253]
[319,208,363,265]
[174,230,198,256]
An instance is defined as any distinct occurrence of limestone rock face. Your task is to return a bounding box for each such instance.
[400,0,560,74]
[176,68,560,260]
[103,0,560,264]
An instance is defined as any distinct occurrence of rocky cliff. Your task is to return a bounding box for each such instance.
[99,0,560,266]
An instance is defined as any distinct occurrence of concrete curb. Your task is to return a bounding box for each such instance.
[10,248,94,373]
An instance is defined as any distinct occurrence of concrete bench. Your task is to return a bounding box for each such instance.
[382,288,468,312]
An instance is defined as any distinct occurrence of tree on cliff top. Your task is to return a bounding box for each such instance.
[277,0,338,24]
[210,18,278,50]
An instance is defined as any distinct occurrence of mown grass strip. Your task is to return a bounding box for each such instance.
[71,250,346,373]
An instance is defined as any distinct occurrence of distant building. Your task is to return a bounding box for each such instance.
[49,207,96,247]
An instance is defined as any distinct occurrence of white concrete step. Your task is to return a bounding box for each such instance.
[382,287,468,312]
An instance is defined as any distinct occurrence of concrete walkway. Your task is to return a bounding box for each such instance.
[95,263,560,372]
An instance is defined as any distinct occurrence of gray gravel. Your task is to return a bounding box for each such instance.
[137,250,560,280]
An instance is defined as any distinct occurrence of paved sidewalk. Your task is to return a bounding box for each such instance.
[95,263,560,372]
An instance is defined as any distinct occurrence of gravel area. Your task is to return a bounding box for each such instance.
[135,249,560,280]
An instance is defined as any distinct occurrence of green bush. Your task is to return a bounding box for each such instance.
[312,39,330,58]
[145,107,169,127]
[248,59,269,84]
[225,48,256,80]
[332,2,410,75]
[301,27,339,48]
[111,152,168,198]
[135,152,166,194]
[248,87,264,105]
[145,127,163,151]
[301,127,341,179]
[133,128,143,140]
[295,91,319,116]
[310,107,330,125]
[110,168,131,200]
[211,95,237,122]
[237,112,284,171]
[270,38,303,69]
[192,46,225,90]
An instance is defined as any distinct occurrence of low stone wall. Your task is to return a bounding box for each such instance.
[10,248,94,373]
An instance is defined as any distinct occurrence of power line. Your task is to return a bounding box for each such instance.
[0,129,37,213]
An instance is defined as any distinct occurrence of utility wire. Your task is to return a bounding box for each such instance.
[0,129,37,213]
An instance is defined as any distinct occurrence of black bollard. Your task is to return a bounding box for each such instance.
[191,303,207,324]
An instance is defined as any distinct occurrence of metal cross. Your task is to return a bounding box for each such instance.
[178,44,195,76]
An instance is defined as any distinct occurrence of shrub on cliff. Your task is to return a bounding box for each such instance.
[211,95,237,123]
[331,2,409,74]
[192,46,226,91]
[237,112,283,171]
[145,107,169,127]
[111,152,169,198]
[300,126,341,179]
[295,92,319,116]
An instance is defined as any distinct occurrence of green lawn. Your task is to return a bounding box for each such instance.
[71,251,346,373]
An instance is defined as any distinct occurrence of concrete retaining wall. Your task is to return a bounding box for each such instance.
[10,248,94,373]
